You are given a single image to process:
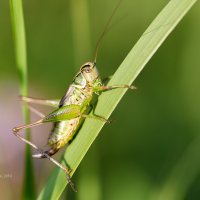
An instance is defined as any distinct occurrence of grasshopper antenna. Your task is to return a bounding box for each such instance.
[93,0,123,64]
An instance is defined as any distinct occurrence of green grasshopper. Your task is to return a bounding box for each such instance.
[12,0,134,192]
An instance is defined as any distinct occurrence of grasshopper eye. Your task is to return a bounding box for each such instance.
[81,65,91,73]
[85,67,91,73]
[81,62,94,73]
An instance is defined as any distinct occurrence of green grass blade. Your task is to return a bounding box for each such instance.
[37,0,197,199]
[10,0,35,199]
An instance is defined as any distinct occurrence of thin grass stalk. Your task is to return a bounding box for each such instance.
[9,0,35,199]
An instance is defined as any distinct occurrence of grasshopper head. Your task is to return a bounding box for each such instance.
[80,62,99,83]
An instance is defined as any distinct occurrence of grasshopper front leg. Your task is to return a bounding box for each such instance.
[94,84,136,92]
[90,83,135,123]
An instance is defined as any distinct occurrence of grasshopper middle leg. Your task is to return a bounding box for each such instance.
[21,96,60,108]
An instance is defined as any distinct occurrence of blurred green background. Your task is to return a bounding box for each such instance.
[1,0,200,199]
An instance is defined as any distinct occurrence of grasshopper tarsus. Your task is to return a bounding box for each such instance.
[63,166,77,192]
[130,85,137,90]
[106,119,112,124]
[66,173,77,192]
[13,127,18,133]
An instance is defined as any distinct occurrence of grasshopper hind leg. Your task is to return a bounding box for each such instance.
[12,119,77,192]
[13,128,77,192]
[32,147,59,158]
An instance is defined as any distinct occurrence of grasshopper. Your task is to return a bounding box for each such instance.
[12,0,134,192]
